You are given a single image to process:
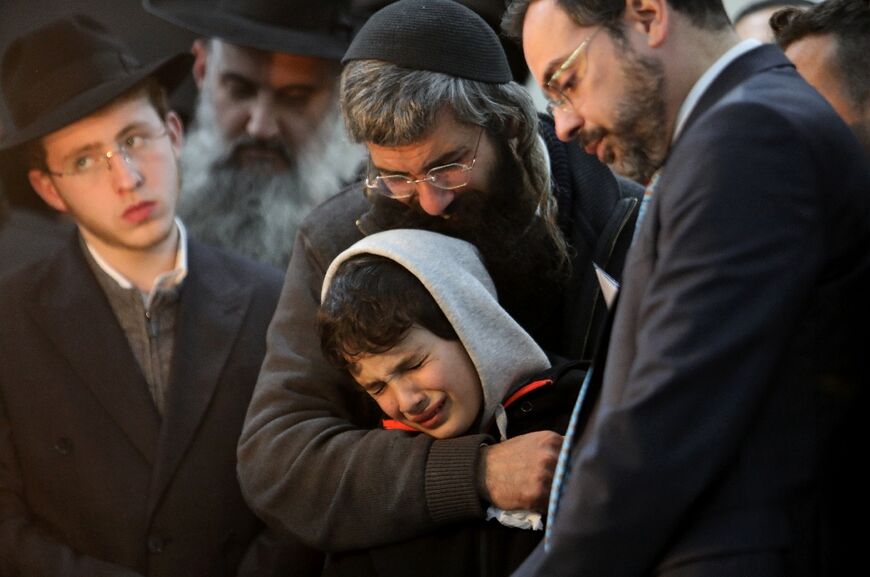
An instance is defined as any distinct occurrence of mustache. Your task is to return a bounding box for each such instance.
[578,126,607,149]
[221,137,294,167]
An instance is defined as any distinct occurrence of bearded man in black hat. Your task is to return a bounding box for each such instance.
[0,15,322,576]
[238,0,642,560]
[143,0,365,268]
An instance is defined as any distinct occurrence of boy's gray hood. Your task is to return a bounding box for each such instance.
[322,229,551,434]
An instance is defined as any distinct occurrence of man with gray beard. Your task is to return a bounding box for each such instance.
[144,0,364,268]
[180,73,363,268]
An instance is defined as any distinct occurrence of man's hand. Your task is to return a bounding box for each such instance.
[479,430,563,512]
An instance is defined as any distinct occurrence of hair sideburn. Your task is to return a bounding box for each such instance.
[318,254,458,369]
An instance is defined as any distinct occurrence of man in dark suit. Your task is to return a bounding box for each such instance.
[504,0,870,575]
[0,15,320,576]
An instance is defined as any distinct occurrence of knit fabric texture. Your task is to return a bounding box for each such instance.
[342,0,512,83]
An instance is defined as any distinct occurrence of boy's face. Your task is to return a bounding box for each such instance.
[349,326,483,439]
[27,93,183,258]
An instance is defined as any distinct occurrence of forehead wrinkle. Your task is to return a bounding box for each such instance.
[355,338,421,386]
[369,127,477,176]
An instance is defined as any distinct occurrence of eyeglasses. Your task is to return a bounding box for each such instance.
[46,125,170,180]
[544,28,601,114]
[365,128,484,199]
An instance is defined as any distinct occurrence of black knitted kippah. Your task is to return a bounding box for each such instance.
[342,0,512,83]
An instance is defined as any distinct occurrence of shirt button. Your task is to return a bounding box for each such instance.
[147,535,165,553]
[53,437,74,455]
[520,401,534,413]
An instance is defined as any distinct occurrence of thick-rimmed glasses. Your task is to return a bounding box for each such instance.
[46,124,170,180]
[544,28,601,114]
[365,128,484,200]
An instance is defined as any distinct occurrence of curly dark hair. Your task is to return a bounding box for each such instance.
[771,0,870,112]
[318,254,458,370]
[503,0,731,41]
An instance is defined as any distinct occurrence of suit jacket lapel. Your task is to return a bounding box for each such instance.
[27,236,161,464]
[147,241,252,516]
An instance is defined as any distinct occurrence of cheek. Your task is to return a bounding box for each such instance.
[209,91,250,137]
[275,109,324,145]
[372,391,402,420]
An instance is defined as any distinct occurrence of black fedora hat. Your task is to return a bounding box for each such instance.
[143,0,355,60]
[0,14,192,151]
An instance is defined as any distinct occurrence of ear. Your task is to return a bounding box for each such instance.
[27,170,68,213]
[191,38,209,90]
[625,0,668,48]
[164,110,185,158]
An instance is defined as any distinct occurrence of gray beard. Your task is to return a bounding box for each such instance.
[178,95,364,269]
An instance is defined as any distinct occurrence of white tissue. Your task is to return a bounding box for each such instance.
[486,506,543,531]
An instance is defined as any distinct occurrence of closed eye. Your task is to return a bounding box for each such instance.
[398,356,426,373]
[365,381,387,397]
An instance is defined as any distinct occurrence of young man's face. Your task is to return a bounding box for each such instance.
[28,93,183,258]
[349,326,483,439]
[366,111,499,217]
[193,39,339,171]
[521,0,668,183]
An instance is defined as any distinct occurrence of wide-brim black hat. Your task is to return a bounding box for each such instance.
[143,0,354,60]
[0,14,192,151]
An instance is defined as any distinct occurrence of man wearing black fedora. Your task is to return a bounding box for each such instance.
[143,0,365,268]
[0,15,321,576]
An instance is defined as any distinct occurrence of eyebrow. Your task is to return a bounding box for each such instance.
[58,121,152,164]
[543,50,576,87]
[354,347,423,389]
[221,71,322,94]
[372,144,470,178]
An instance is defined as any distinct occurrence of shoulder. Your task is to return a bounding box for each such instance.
[0,233,77,305]
[669,66,864,206]
[187,238,283,302]
[295,183,368,275]
[681,56,850,163]
[503,360,588,437]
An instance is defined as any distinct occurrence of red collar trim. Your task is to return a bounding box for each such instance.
[381,378,553,431]
[382,419,418,432]
[502,378,552,410]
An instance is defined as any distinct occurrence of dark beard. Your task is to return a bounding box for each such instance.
[578,43,667,184]
[358,139,567,345]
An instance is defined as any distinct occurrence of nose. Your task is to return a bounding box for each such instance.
[107,152,143,192]
[552,105,583,143]
[246,93,280,140]
[395,381,428,416]
[416,182,456,216]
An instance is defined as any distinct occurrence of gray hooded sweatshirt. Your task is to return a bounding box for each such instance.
[321,228,552,438]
